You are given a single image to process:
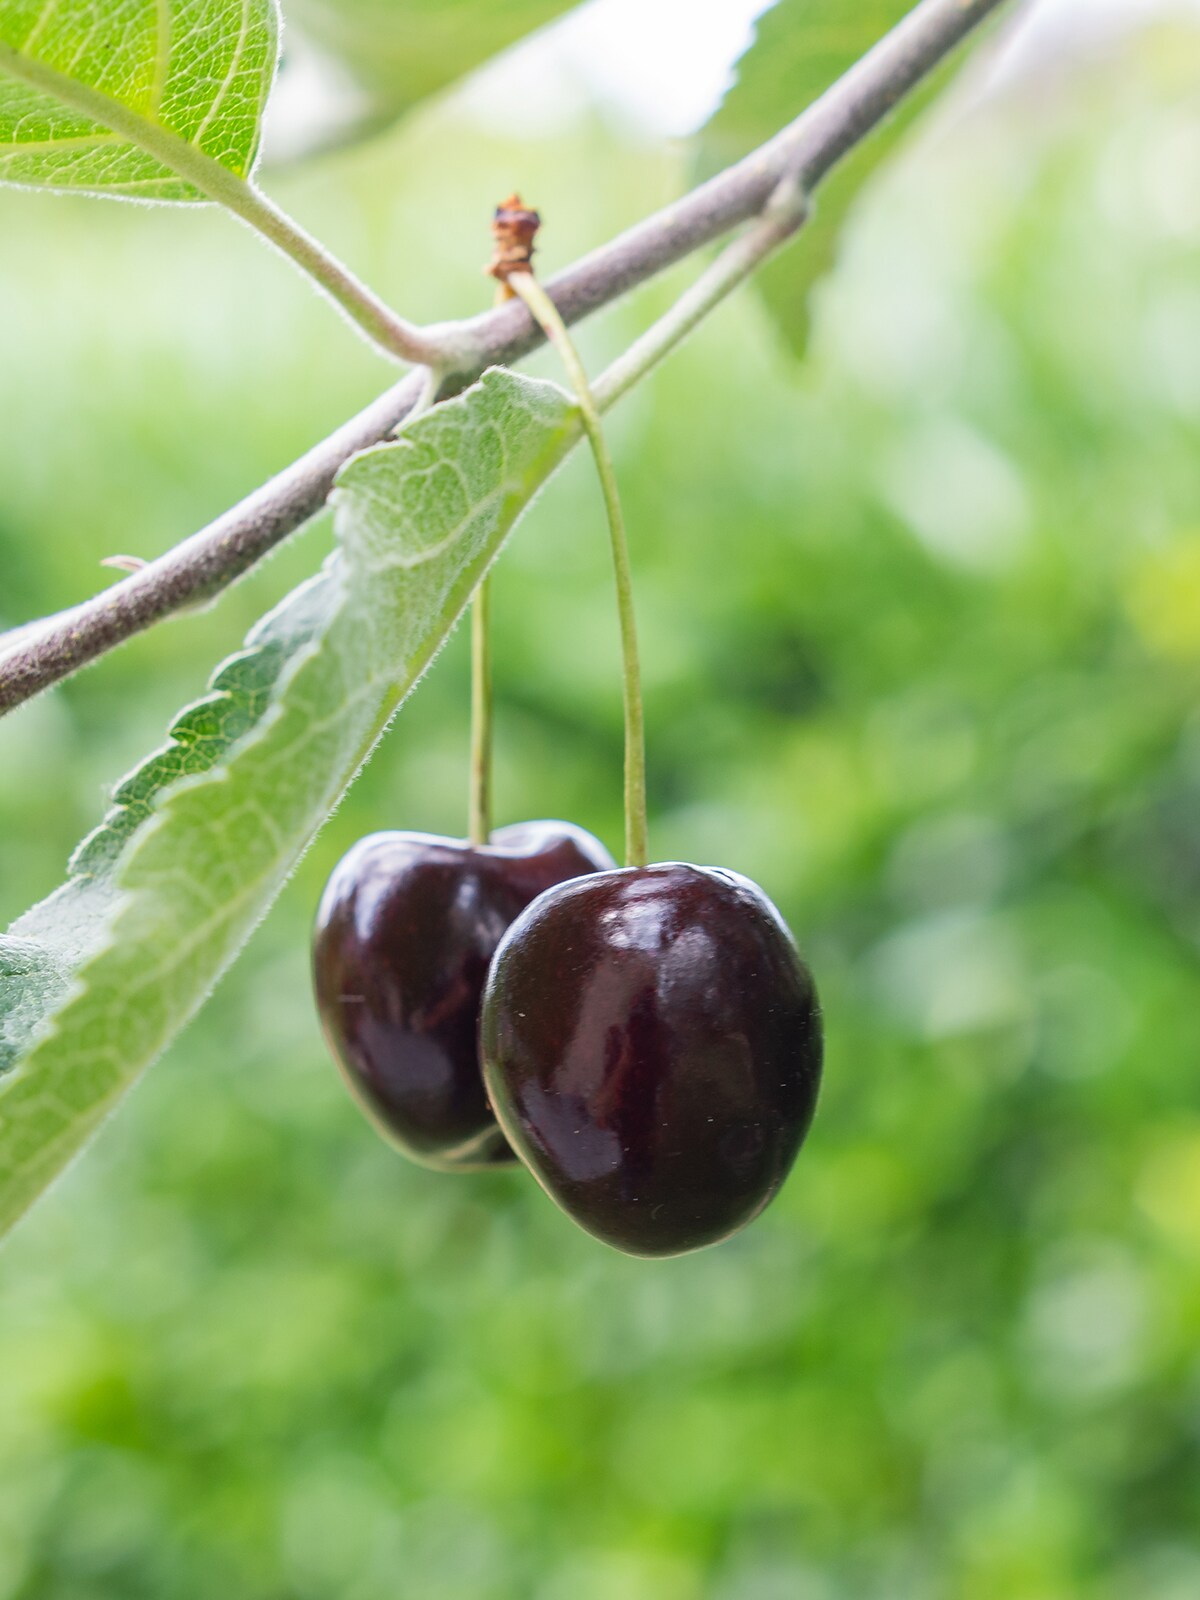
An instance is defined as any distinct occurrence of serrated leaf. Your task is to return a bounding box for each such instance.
[698,0,953,358]
[0,0,279,199]
[285,0,578,139]
[0,368,580,1237]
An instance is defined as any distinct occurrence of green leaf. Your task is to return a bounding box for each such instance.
[284,0,578,135]
[0,368,579,1237]
[0,0,279,199]
[698,0,951,358]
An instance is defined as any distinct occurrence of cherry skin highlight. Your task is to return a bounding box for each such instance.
[480,863,822,1255]
[313,821,615,1169]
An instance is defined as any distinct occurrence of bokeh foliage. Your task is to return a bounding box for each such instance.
[697,0,938,356]
[281,0,578,133]
[0,16,1198,1599]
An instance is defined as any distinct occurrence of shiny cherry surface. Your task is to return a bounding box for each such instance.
[481,863,822,1254]
[313,820,614,1169]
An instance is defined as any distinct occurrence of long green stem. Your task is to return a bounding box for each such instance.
[508,272,648,869]
[468,578,493,846]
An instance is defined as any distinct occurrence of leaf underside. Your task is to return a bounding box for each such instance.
[0,368,580,1238]
[0,0,279,198]
[698,0,947,358]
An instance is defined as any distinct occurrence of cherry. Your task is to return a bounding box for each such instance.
[313,820,615,1169]
[480,863,822,1255]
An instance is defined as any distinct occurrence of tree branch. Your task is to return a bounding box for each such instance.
[0,0,1012,716]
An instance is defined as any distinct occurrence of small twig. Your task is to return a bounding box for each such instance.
[0,0,1013,716]
[594,176,810,413]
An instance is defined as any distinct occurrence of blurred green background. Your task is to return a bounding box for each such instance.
[2,10,1200,1597]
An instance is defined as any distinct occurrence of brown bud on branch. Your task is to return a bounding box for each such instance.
[485,194,542,300]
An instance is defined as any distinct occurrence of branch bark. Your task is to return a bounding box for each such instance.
[0,0,1012,716]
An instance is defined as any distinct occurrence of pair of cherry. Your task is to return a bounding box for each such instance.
[313,820,823,1257]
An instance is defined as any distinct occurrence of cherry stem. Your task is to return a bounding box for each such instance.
[508,271,649,870]
[464,280,519,848]
[468,576,493,846]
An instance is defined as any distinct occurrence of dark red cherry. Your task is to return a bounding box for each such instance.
[313,821,615,1169]
[480,863,822,1255]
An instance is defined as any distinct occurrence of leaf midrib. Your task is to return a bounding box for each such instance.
[0,33,253,203]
